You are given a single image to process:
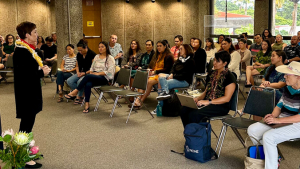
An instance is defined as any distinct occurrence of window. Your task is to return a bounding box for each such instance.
[213,0,255,35]
[272,0,300,36]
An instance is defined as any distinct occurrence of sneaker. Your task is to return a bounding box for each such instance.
[156,92,171,101]
[151,108,157,115]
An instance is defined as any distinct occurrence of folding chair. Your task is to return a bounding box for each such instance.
[0,55,14,84]
[93,67,131,112]
[194,58,214,88]
[215,86,275,157]
[209,83,239,138]
[111,70,154,123]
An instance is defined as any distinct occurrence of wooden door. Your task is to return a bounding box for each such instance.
[82,0,101,54]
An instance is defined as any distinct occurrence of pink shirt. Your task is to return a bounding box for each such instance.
[170,46,180,60]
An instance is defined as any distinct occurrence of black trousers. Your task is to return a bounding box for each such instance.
[19,114,36,133]
[180,104,229,128]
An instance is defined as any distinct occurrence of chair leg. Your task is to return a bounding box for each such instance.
[215,124,228,157]
[81,98,85,107]
[124,97,137,113]
[137,97,154,118]
[212,128,218,138]
[239,88,246,100]
[231,127,246,148]
[94,92,104,112]
[126,97,137,123]
[110,96,119,118]
[108,92,122,108]
[102,95,108,103]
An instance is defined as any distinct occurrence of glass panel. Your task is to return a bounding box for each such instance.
[272,0,300,36]
[213,0,255,35]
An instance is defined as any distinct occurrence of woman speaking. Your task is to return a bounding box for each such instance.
[14,21,50,168]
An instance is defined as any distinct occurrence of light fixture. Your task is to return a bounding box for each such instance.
[126,0,129,3]
[151,0,155,3]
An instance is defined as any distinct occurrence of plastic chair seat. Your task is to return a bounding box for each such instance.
[210,114,232,121]
[222,117,257,129]
[195,73,207,78]
[99,86,124,92]
[113,90,144,96]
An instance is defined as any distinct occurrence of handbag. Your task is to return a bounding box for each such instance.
[244,136,265,169]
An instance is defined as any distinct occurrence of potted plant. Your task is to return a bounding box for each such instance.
[0,129,43,169]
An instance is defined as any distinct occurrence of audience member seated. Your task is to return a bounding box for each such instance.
[2,34,15,62]
[180,51,236,127]
[214,34,225,51]
[283,36,300,64]
[271,34,287,51]
[153,44,196,114]
[190,37,196,49]
[298,31,300,45]
[238,50,287,118]
[242,32,252,48]
[245,40,272,86]
[65,41,115,113]
[132,40,174,108]
[52,32,57,45]
[41,36,57,77]
[221,37,241,79]
[0,63,4,83]
[193,38,207,74]
[66,39,96,105]
[138,40,155,70]
[238,38,251,71]
[249,34,262,58]
[262,29,275,44]
[36,36,45,49]
[170,35,183,61]
[108,34,123,66]
[247,61,300,169]
[204,38,217,63]
[121,40,143,88]
[235,34,248,50]
[162,39,171,49]
[56,44,77,103]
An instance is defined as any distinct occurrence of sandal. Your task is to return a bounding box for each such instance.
[83,107,90,113]
[74,99,83,105]
[64,94,76,100]
[57,97,63,103]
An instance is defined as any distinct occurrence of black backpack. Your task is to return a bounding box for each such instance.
[162,90,181,117]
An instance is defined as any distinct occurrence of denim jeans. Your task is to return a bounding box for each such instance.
[56,71,72,86]
[66,74,85,97]
[158,74,189,93]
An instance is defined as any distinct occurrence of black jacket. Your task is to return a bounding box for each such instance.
[13,47,44,118]
[171,56,196,84]
[194,47,207,73]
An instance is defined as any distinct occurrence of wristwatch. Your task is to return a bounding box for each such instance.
[209,99,212,105]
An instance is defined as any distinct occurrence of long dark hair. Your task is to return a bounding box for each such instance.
[265,50,286,80]
[205,38,215,50]
[5,34,15,44]
[222,37,235,54]
[182,44,194,57]
[128,40,141,56]
[148,40,172,69]
[37,36,45,44]
[262,29,273,40]
[261,40,272,56]
[217,34,225,44]
[99,41,111,68]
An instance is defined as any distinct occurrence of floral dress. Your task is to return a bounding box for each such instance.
[255,51,272,75]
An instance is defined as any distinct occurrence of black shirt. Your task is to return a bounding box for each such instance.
[284,44,300,61]
[171,56,196,84]
[77,48,96,73]
[194,47,207,73]
[40,44,57,60]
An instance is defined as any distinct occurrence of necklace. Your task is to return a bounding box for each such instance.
[16,40,43,67]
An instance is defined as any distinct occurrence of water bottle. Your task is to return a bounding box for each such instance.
[174,89,179,93]
[156,104,162,117]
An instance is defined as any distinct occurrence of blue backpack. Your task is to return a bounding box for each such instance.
[183,122,217,163]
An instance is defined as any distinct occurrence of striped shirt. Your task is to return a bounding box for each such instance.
[277,86,300,116]
[63,55,77,71]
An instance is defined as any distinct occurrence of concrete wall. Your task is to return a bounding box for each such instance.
[101,0,210,52]
[0,0,56,38]
[254,0,270,35]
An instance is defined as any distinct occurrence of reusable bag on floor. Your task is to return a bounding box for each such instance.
[244,136,265,169]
